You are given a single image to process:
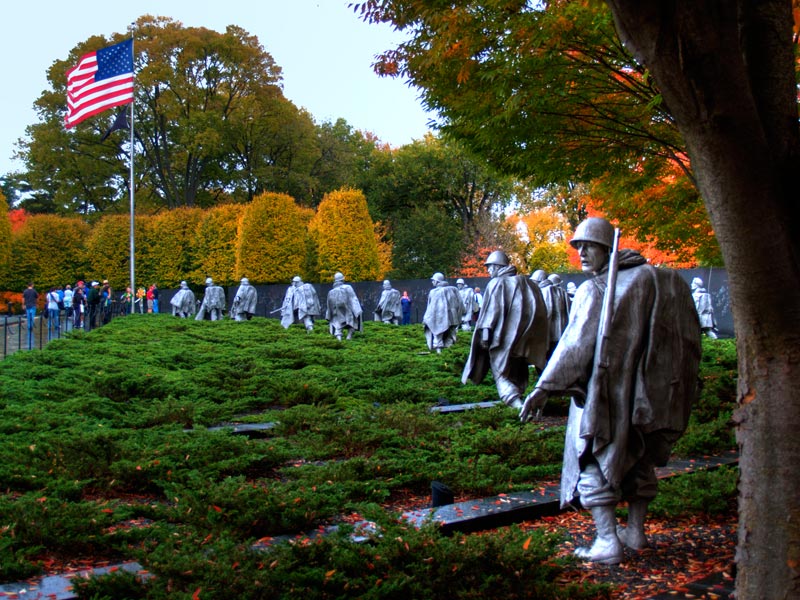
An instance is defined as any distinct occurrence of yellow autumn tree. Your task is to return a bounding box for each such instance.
[373,221,394,279]
[145,208,205,286]
[86,215,139,289]
[192,204,245,286]
[10,215,91,290]
[308,188,381,282]
[512,207,574,274]
[235,192,310,284]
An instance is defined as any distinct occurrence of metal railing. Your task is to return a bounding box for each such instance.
[1,301,139,359]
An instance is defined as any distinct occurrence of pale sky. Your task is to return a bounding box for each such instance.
[0,0,434,179]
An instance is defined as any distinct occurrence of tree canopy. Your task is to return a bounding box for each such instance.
[10,17,324,213]
[352,0,717,263]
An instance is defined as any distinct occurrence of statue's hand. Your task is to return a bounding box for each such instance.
[479,328,491,350]
[520,388,548,423]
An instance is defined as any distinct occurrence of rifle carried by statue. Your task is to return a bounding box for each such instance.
[574,227,620,450]
[594,227,620,375]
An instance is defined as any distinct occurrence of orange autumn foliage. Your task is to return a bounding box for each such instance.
[8,208,28,233]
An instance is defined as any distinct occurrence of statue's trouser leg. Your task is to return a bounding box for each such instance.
[575,462,623,564]
[433,334,444,352]
[303,317,314,331]
[617,456,657,550]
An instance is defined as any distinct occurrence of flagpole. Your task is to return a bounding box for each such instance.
[128,24,136,314]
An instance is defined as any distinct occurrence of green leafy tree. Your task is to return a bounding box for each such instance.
[372,135,516,241]
[15,17,320,213]
[191,204,245,285]
[353,1,712,260]
[234,192,312,283]
[0,192,11,286]
[309,119,380,207]
[355,2,684,180]
[389,203,464,279]
[599,2,799,595]
[226,96,319,206]
[308,188,382,282]
[8,215,90,290]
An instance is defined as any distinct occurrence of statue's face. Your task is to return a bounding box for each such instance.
[486,264,500,278]
[575,242,609,274]
[293,280,301,287]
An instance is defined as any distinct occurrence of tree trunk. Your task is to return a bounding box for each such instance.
[603,1,800,597]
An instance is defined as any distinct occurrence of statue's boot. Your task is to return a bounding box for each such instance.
[617,500,649,550]
[574,505,623,565]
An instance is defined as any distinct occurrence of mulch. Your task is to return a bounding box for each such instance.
[522,510,737,599]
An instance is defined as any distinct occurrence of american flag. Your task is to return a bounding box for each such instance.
[65,38,134,129]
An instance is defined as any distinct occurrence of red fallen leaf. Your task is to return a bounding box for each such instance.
[37,496,47,502]
[522,536,532,551]
[136,466,142,471]
[325,569,336,578]
[211,505,222,512]
[192,588,202,600]
[101,508,114,514]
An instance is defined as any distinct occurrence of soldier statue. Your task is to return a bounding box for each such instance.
[230,277,258,321]
[281,276,322,331]
[195,277,226,321]
[170,281,196,318]
[326,272,363,340]
[422,272,463,353]
[691,277,718,338]
[521,217,701,565]
[373,280,402,325]
[462,250,549,408]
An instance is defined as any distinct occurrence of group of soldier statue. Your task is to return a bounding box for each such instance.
[277,272,365,341]
[169,277,257,321]
[170,216,707,567]
[457,217,703,566]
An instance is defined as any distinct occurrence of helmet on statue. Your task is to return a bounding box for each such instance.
[484,250,510,266]
[570,217,615,249]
